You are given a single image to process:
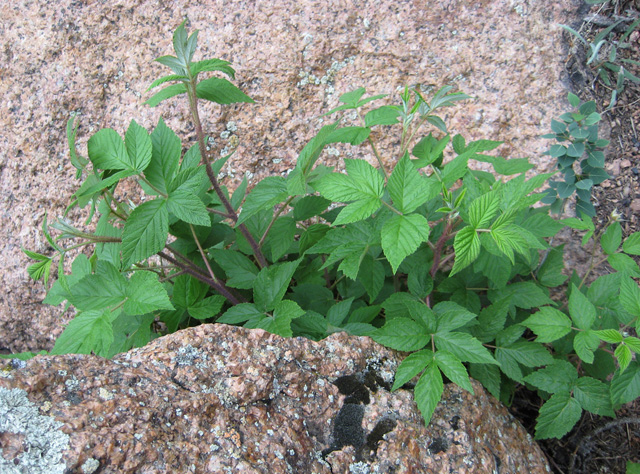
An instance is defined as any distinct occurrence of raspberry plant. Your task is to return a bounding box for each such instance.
[16,21,640,441]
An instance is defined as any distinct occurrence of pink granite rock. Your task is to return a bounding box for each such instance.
[0,0,585,354]
[0,324,550,473]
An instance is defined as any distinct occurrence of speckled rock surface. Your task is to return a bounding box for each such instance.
[0,0,586,354]
[0,324,550,473]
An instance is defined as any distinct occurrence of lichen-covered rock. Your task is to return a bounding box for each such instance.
[0,0,585,354]
[0,324,549,473]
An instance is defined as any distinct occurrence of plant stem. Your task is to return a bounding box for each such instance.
[430,218,455,278]
[190,224,220,285]
[185,78,267,268]
[260,196,295,247]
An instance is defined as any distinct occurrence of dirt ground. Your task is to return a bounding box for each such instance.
[509,2,640,473]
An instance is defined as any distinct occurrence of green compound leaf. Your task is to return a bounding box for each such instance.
[596,329,623,344]
[574,330,600,364]
[326,126,371,145]
[568,284,597,329]
[189,58,235,79]
[450,226,480,276]
[237,176,288,225]
[387,154,430,213]
[51,309,118,357]
[359,254,385,303]
[293,195,332,221]
[167,189,210,226]
[196,77,254,105]
[574,377,614,416]
[468,192,500,228]
[122,199,169,268]
[522,307,572,343]
[392,349,434,391]
[381,213,430,273]
[535,391,582,440]
[333,197,382,226]
[253,259,301,312]
[434,331,498,365]
[124,271,174,316]
[364,105,400,127]
[414,363,444,426]
[87,128,130,171]
[434,350,474,393]
[371,317,431,352]
[124,119,152,173]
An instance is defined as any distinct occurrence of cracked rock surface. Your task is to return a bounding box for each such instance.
[1,324,549,473]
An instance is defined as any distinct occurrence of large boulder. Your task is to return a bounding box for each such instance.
[0,0,585,354]
[0,324,550,473]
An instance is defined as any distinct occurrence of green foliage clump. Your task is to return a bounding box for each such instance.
[15,22,640,441]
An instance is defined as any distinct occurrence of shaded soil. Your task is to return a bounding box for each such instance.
[510,2,640,473]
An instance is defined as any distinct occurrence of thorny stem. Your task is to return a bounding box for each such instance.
[430,218,456,279]
[185,76,267,268]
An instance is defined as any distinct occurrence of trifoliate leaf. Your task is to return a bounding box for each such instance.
[51,309,118,357]
[524,360,577,394]
[392,349,433,390]
[434,350,474,393]
[574,377,614,416]
[434,331,497,365]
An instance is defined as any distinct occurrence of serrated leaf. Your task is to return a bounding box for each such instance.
[333,197,382,225]
[601,222,622,254]
[237,176,288,225]
[596,329,623,344]
[359,254,384,303]
[167,189,210,226]
[326,126,371,145]
[381,213,430,273]
[434,351,473,393]
[124,271,173,315]
[189,58,235,79]
[88,128,131,171]
[371,317,430,351]
[293,195,331,221]
[574,330,600,364]
[568,285,597,330]
[536,245,568,287]
[188,296,226,320]
[434,331,497,365]
[26,258,52,286]
[326,298,354,327]
[610,363,640,405]
[51,309,117,357]
[387,154,430,213]
[534,392,582,439]
[522,307,572,343]
[144,83,187,107]
[146,118,181,194]
[524,360,577,394]
[124,119,152,172]
[217,303,263,325]
[68,261,126,311]
[414,363,444,425]
[620,277,640,316]
[209,249,258,289]
[250,299,304,337]
[468,192,500,228]
[451,226,480,275]
[172,275,207,309]
[392,349,433,390]
[469,363,501,399]
[196,77,254,104]
[625,336,640,354]
[615,344,633,372]
[364,105,400,127]
[433,301,477,333]
[253,259,301,312]
[411,134,449,167]
[122,199,169,267]
[623,232,640,255]
[574,377,614,416]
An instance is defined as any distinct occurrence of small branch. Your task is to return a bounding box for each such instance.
[190,224,219,285]
[137,176,168,198]
[259,196,295,247]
